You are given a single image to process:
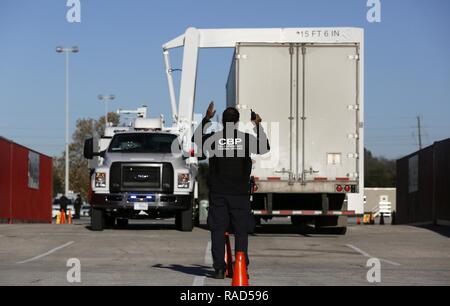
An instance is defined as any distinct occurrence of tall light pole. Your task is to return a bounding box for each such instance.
[98,95,116,125]
[56,46,79,197]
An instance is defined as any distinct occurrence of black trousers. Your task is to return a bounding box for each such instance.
[74,205,81,219]
[208,193,251,271]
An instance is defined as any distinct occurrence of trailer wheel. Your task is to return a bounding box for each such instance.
[315,224,347,235]
[255,216,262,226]
[91,208,105,231]
[117,218,129,228]
[330,227,347,235]
[176,207,194,232]
[291,216,306,226]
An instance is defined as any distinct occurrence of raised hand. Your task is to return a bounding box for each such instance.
[206,101,216,119]
[253,114,262,125]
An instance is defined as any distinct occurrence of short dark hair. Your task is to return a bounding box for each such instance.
[222,107,240,125]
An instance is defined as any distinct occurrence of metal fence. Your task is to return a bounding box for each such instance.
[396,139,450,226]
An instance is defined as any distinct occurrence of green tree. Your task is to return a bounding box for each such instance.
[53,113,120,199]
[364,149,396,187]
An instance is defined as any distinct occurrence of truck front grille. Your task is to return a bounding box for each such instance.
[122,166,161,189]
[110,163,174,193]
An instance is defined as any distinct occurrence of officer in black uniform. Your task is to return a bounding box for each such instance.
[193,102,270,279]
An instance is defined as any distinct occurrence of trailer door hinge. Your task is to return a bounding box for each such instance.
[235,54,248,60]
[347,104,360,111]
[348,54,359,60]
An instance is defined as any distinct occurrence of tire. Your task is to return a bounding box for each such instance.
[291,216,306,226]
[193,210,200,227]
[117,218,129,228]
[330,227,347,235]
[315,225,347,236]
[255,216,262,226]
[91,208,105,231]
[105,215,116,228]
[176,207,194,232]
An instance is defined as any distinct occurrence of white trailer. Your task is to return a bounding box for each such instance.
[163,28,364,233]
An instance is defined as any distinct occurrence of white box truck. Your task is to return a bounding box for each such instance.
[163,28,365,234]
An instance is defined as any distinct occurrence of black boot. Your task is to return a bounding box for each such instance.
[213,269,225,279]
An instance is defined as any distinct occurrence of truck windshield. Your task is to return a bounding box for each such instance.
[108,133,178,154]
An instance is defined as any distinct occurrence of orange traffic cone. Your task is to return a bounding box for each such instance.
[67,209,73,225]
[231,252,249,286]
[224,232,233,278]
[60,210,66,225]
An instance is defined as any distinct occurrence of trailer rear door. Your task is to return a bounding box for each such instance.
[302,45,360,182]
[234,44,360,183]
[236,44,296,181]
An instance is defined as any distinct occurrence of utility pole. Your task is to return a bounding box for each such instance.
[417,115,423,150]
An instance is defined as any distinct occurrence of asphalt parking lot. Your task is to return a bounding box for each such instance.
[0,218,449,286]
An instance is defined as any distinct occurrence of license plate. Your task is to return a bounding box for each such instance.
[134,203,149,211]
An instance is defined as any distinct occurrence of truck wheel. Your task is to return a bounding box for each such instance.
[255,216,262,226]
[176,207,194,232]
[91,208,105,231]
[105,215,115,228]
[330,227,347,235]
[291,216,306,226]
[117,218,129,228]
[193,210,200,227]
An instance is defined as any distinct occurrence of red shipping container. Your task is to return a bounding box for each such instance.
[0,137,52,223]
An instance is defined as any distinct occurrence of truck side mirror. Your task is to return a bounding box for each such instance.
[84,138,94,160]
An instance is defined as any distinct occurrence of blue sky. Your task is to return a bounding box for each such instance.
[0,0,449,159]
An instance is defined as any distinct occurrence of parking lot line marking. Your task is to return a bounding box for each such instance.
[205,241,212,265]
[193,241,212,286]
[346,244,401,266]
[17,241,75,264]
[193,276,205,286]
[346,244,371,257]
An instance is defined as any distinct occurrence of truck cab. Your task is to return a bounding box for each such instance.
[84,107,198,231]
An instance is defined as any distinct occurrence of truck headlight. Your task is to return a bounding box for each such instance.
[95,172,107,188]
[177,173,190,189]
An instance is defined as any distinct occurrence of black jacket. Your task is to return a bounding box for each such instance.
[193,118,270,195]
